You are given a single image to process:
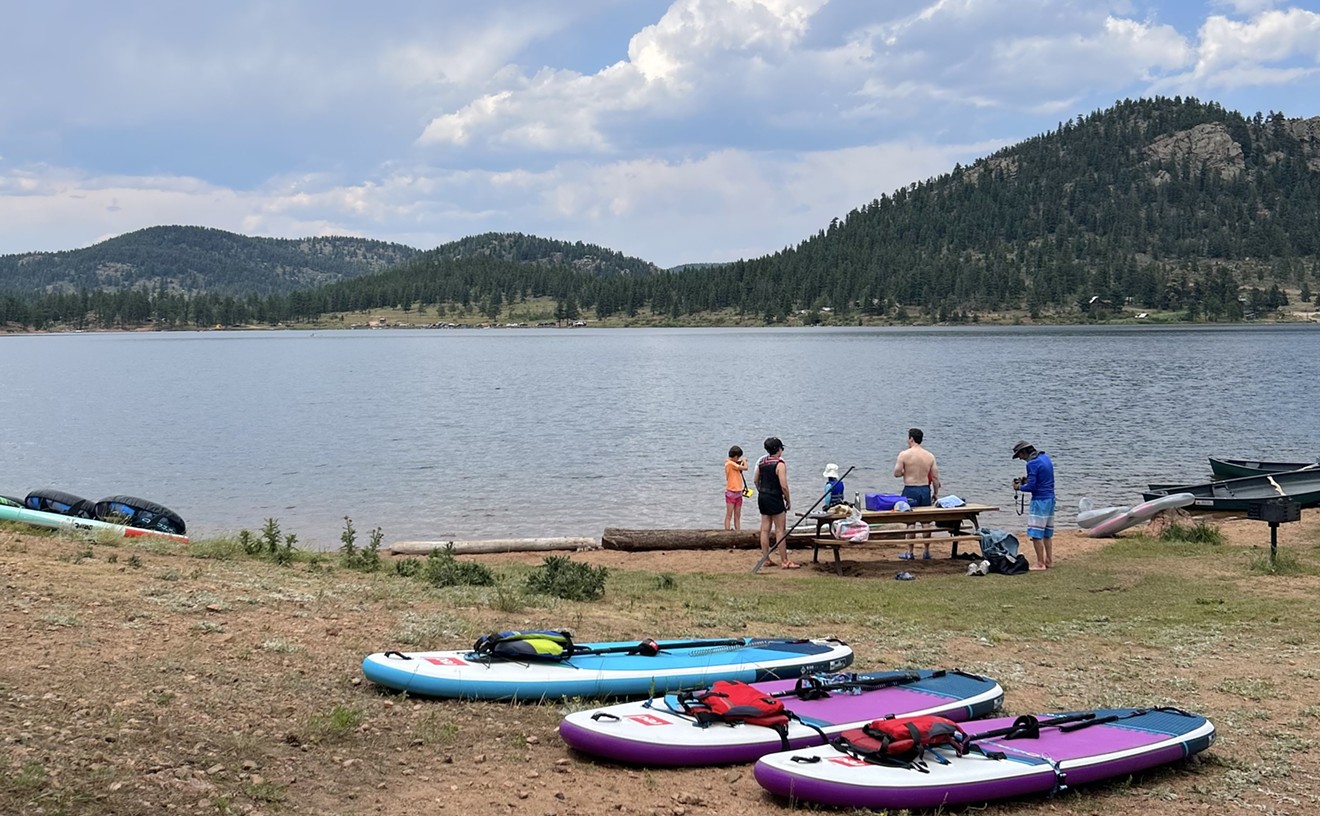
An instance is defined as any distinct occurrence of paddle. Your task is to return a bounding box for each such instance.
[568,637,760,657]
[751,465,856,574]
[775,670,924,699]
[965,711,1096,743]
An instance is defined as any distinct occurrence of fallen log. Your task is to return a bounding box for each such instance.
[600,528,813,552]
[388,537,600,555]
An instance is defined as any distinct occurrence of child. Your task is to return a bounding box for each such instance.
[822,463,846,508]
[724,446,748,530]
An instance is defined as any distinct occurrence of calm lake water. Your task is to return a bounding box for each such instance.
[2,325,1317,548]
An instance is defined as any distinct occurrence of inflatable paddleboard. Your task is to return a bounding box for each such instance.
[362,637,854,701]
[1076,497,1126,529]
[560,668,1003,766]
[755,707,1214,810]
[1087,493,1194,538]
[0,502,190,544]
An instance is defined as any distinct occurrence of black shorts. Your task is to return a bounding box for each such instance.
[758,494,786,516]
[901,485,932,508]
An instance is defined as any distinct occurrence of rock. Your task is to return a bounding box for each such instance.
[525,735,540,745]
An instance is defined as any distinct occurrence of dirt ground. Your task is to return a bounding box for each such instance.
[2,513,1319,816]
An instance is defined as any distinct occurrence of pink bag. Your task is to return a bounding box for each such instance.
[831,518,870,542]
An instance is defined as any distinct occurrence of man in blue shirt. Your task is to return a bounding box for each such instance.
[1012,440,1055,570]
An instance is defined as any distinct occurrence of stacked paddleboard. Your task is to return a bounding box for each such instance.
[560,669,1004,766]
[754,707,1215,809]
[361,637,854,701]
[0,501,189,543]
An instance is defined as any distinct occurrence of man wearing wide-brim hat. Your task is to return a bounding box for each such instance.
[1012,440,1055,570]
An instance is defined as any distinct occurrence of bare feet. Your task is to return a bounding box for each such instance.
[1031,563,1048,571]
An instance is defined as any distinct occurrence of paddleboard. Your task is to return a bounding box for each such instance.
[755,706,1214,810]
[559,668,1004,766]
[1076,499,1127,529]
[1087,493,1194,538]
[0,502,190,544]
[361,637,854,701]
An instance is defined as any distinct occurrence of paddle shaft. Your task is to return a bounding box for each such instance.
[773,672,921,698]
[751,465,856,573]
[570,637,750,656]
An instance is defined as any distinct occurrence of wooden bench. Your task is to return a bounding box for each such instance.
[810,534,985,575]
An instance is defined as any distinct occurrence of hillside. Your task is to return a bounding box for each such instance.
[0,226,421,297]
[264,97,1319,327]
[4,97,1320,330]
[427,232,660,277]
[705,96,1320,322]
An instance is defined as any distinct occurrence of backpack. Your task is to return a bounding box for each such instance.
[676,680,814,750]
[831,715,969,771]
[472,630,575,661]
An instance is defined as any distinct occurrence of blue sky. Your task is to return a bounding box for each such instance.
[1,0,1317,268]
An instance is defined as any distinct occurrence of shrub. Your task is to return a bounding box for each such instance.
[526,556,608,602]
[421,545,494,587]
[1159,520,1224,544]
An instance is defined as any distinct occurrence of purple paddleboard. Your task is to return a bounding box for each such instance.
[755,706,1215,809]
[560,669,1003,766]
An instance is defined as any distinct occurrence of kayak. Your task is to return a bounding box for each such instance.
[559,668,1004,766]
[0,502,190,544]
[755,706,1214,809]
[361,637,854,701]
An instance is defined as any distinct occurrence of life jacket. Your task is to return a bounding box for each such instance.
[675,680,806,749]
[831,715,970,771]
[472,630,575,661]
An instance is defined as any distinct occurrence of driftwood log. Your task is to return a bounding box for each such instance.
[387,537,600,556]
[600,528,813,552]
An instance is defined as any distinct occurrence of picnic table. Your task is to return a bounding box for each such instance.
[800,503,999,575]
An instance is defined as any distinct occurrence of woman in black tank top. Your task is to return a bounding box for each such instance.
[754,437,797,569]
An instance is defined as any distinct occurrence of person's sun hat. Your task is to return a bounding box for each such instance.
[1012,440,1033,459]
[822,463,841,480]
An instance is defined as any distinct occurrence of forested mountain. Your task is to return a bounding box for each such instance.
[428,232,660,277]
[4,96,1318,330]
[0,226,420,297]
[716,96,1319,321]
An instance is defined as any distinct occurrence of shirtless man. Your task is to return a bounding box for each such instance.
[893,428,942,559]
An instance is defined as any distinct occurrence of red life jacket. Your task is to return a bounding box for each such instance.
[833,715,969,770]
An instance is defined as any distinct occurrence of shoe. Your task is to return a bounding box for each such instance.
[895,571,916,581]
[979,559,990,575]
[966,562,980,576]
[922,552,932,560]
[898,552,915,561]
[780,561,801,570]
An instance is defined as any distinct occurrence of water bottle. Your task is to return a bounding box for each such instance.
[854,491,860,508]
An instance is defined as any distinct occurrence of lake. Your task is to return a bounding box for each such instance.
[2,325,1317,549]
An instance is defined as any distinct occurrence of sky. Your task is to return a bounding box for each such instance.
[1,0,1318,269]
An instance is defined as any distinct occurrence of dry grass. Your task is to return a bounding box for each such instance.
[3,512,1320,815]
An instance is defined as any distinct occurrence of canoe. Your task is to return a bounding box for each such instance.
[1086,493,1194,538]
[1209,457,1319,480]
[754,707,1215,810]
[1143,468,1320,513]
[0,502,190,543]
[361,637,854,701]
[559,668,1004,766]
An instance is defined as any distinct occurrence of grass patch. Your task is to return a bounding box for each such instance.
[393,612,470,647]
[1249,549,1310,575]
[1159,520,1224,544]
[307,705,362,741]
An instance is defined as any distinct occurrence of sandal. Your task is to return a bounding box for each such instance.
[780,561,801,570]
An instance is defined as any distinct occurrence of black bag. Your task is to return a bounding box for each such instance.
[985,553,1030,575]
